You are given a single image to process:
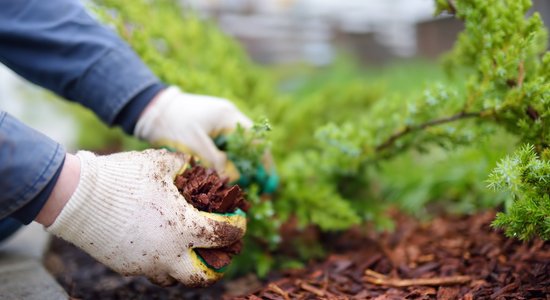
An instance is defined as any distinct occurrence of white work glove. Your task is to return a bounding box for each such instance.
[135,86,253,181]
[47,149,246,287]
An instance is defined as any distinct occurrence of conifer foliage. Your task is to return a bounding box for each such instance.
[92,0,550,274]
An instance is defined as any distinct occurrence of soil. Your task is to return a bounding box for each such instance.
[174,162,248,269]
[45,237,220,299]
[45,210,550,299]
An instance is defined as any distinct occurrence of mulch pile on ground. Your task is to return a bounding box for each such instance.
[237,210,550,299]
[44,210,550,299]
[174,162,249,269]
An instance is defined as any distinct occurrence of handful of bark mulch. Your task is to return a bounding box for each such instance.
[174,160,249,270]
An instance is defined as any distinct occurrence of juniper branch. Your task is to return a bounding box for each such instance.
[375,110,486,152]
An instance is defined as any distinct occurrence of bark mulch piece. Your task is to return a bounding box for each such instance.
[174,162,248,269]
[235,210,550,299]
[174,162,249,214]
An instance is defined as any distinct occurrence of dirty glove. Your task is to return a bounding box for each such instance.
[135,87,253,181]
[47,149,246,287]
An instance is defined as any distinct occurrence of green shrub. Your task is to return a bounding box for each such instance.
[86,0,549,276]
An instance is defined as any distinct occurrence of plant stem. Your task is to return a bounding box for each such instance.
[375,110,485,152]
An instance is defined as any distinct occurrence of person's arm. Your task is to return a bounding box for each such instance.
[0,111,65,224]
[0,0,276,191]
[0,0,163,133]
[0,111,246,285]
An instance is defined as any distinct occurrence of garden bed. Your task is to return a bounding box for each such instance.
[44,210,550,299]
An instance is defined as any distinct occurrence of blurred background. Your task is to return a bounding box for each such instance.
[1,0,549,151]
[182,0,549,64]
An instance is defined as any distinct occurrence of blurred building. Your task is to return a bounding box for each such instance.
[182,0,333,65]
[533,0,550,46]
[181,0,434,65]
[415,0,550,59]
[216,12,333,65]
[533,0,550,24]
[415,17,463,59]
[181,0,550,65]
[334,31,395,65]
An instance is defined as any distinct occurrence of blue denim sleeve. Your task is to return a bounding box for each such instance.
[0,0,163,132]
[0,112,65,223]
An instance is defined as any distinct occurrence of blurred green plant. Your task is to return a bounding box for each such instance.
[289,0,549,241]
[83,0,550,276]
[92,0,277,116]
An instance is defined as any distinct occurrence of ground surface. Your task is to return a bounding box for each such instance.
[44,211,550,299]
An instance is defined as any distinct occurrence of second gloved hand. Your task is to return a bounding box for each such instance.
[134,87,253,181]
[47,149,246,287]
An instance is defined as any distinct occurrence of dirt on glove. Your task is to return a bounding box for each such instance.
[174,160,249,269]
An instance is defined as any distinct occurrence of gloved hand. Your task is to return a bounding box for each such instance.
[135,87,253,181]
[47,149,246,287]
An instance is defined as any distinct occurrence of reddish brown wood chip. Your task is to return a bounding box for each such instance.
[174,162,249,269]
[174,162,249,213]
[298,281,325,297]
[364,269,471,287]
[195,248,232,270]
